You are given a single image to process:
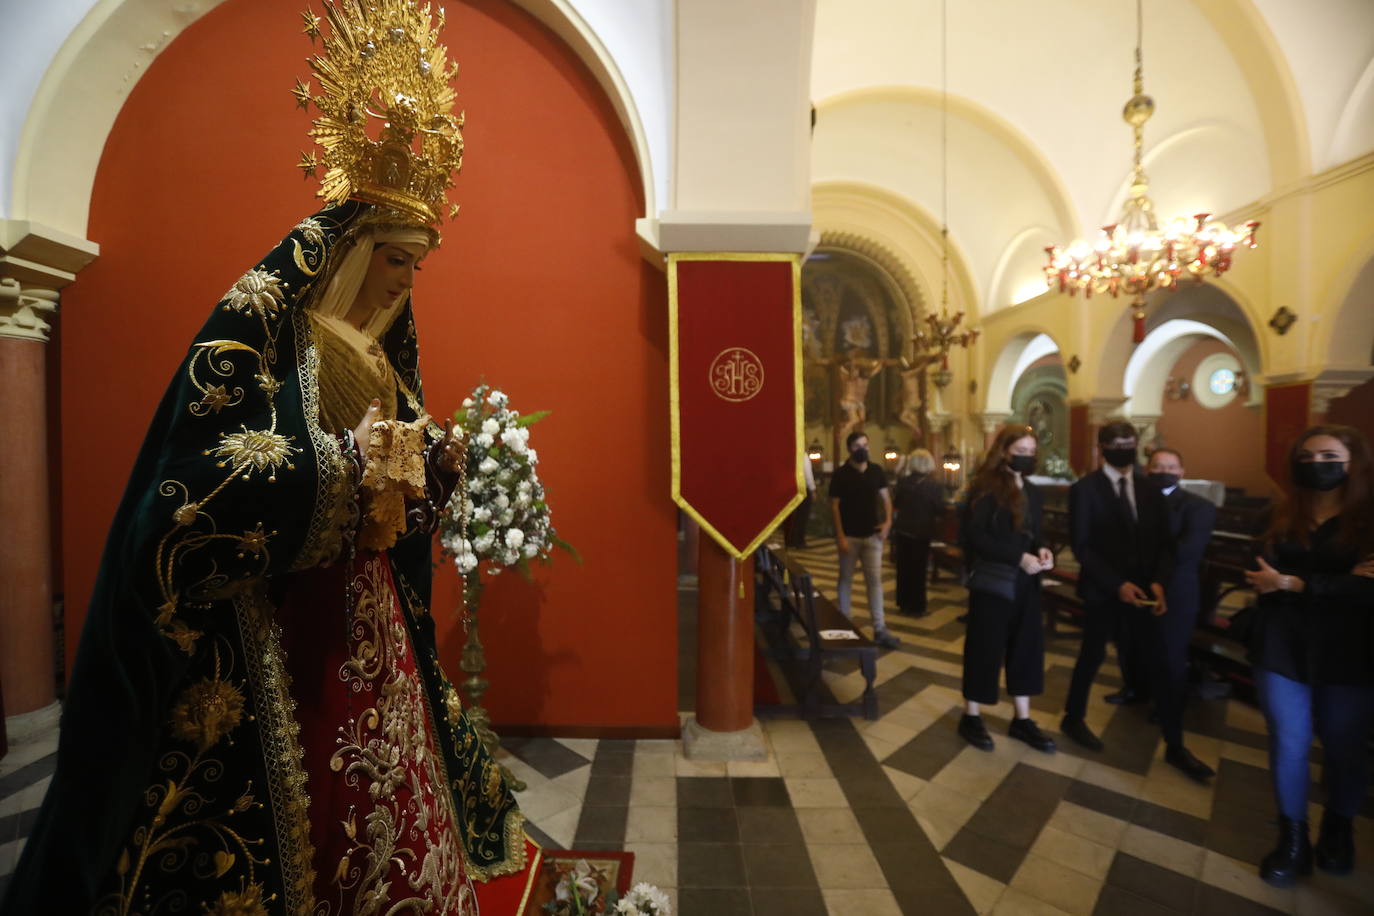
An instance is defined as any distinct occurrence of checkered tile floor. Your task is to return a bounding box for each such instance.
[3,547,1371,914]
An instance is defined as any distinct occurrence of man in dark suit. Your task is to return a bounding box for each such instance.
[1061,421,1174,753]
[1140,447,1217,781]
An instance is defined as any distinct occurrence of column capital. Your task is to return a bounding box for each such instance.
[0,282,59,342]
[1080,396,1128,426]
[976,411,1011,433]
[0,219,99,287]
[1310,368,1374,415]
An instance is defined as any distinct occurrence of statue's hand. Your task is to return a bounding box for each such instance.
[354,399,382,460]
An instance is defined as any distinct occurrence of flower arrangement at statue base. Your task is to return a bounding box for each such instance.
[438,384,576,788]
[541,858,671,916]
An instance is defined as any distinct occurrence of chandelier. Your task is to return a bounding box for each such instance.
[1043,0,1259,342]
[914,0,978,389]
[915,302,978,389]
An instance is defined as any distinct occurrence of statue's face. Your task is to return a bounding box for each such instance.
[357,241,427,315]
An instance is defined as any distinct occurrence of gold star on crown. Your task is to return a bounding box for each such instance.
[296,0,465,230]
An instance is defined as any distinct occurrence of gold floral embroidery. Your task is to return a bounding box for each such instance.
[203,879,271,916]
[97,642,271,916]
[222,268,288,320]
[169,654,246,752]
[444,685,463,727]
[210,427,300,481]
[327,558,477,914]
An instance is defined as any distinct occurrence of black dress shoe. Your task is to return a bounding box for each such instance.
[1104,689,1148,705]
[1315,810,1354,875]
[1059,716,1104,751]
[1009,718,1056,753]
[958,714,994,751]
[1260,815,1312,887]
[1165,745,1215,783]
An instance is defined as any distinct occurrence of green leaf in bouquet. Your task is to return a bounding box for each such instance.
[516,410,551,428]
[552,535,582,565]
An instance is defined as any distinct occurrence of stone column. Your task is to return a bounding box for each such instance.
[682,534,766,760]
[976,411,1011,449]
[0,282,59,728]
[0,220,99,747]
[1129,413,1162,450]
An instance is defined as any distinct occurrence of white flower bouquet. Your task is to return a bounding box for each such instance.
[613,883,673,916]
[438,383,575,607]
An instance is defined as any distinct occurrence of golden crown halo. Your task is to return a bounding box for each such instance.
[295,0,464,231]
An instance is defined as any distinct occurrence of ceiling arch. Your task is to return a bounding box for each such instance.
[9,0,659,237]
[811,179,978,321]
[817,229,926,334]
[812,87,1077,313]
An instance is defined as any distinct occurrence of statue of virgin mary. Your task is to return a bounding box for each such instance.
[2,3,535,914]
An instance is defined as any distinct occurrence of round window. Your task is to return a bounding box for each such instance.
[1208,368,1236,396]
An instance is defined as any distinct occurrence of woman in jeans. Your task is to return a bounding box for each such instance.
[892,448,946,617]
[957,425,1056,752]
[1245,424,1374,887]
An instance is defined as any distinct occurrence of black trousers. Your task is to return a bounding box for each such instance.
[962,578,1045,704]
[1146,595,1199,747]
[892,534,931,615]
[785,492,812,547]
[1065,597,1153,720]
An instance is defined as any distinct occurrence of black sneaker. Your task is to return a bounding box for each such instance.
[1009,718,1056,753]
[874,629,901,649]
[958,714,994,751]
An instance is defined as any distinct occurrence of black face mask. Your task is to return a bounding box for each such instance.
[1103,447,1137,469]
[1007,454,1037,475]
[851,448,870,465]
[1294,461,1347,492]
[1147,472,1180,491]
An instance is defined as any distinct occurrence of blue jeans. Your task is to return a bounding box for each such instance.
[837,534,887,634]
[1255,667,1374,820]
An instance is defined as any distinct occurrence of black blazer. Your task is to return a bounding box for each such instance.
[1069,468,1175,602]
[1163,487,1217,618]
[962,480,1043,570]
[893,473,946,540]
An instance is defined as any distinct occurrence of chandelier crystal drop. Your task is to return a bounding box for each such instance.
[1043,0,1259,342]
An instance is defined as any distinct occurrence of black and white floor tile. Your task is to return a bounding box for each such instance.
[3,546,1372,914]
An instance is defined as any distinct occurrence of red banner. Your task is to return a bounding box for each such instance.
[670,254,803,558]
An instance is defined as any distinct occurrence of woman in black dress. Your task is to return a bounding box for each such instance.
[892,448,946,617]
[957,425,1056,752]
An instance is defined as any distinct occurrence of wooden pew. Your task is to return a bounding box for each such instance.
[754,547,879,720]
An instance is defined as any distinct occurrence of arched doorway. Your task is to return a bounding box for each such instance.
[1007,336,1071,478]
[801,245,923,469]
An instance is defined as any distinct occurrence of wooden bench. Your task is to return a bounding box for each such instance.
[754,547,879,720]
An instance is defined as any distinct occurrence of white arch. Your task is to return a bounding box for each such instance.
[1008,333,1060,392]
[9,0,663,237]
[986,326,1068,415]
[1122,319,1233,417]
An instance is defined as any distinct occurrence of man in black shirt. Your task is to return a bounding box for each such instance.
[829,431,900,649]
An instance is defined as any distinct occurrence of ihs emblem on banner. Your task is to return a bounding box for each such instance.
[709,347,765,402]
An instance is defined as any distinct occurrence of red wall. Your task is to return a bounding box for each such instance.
[60,0,677,732]
[1155,339,1270,495]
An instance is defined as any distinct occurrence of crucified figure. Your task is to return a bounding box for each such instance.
[829,352,903,451]
[898,350,943,449]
